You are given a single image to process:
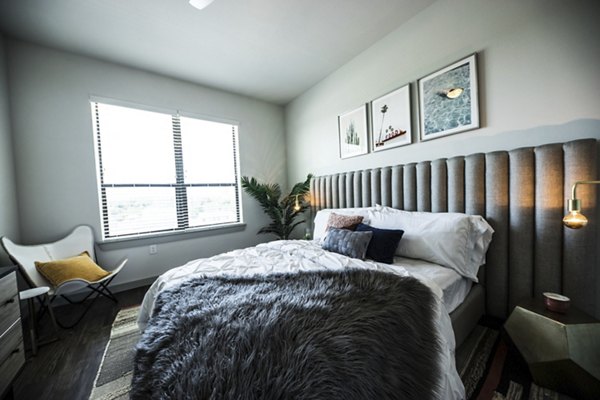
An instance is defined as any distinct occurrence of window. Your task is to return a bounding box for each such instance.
[91,100,242,240]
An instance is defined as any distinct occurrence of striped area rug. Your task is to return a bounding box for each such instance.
[89,306,141,400]
[457,325,501,398]
[457,325,573,400]
[492,382,574,400]
[90,308,570,400]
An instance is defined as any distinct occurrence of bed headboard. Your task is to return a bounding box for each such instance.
[310,139,598,319]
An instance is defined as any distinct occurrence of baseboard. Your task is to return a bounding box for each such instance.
[111,277,157,293]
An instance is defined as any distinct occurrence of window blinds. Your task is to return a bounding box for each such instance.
[91,101,241,240]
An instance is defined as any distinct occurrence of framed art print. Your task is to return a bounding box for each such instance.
[370,84,412,152]
[338,105,368,159]
[418,54,479,141]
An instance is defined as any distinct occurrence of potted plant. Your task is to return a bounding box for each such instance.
[241,174,312,240]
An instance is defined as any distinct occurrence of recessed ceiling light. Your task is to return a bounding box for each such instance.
[189,0,215,10]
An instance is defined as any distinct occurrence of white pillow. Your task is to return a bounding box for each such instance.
[366,207,493,281]
[467,214,495,270]
[312,206,381,242]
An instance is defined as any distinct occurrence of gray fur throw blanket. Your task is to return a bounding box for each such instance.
[132,269,441,400]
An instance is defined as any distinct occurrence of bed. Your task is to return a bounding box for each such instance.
[133,138,598,399]
[135,205,492,399]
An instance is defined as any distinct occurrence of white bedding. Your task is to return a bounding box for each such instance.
[138,240,466,400]
[393,256,472,314]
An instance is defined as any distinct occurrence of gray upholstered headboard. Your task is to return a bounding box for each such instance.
[310,139,598,319]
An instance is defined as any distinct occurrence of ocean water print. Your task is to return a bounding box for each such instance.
[423,63,472,136]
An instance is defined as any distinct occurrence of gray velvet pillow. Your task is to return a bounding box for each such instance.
[322,228,373,260]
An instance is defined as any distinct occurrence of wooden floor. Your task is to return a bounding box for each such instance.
[10,286,149,400]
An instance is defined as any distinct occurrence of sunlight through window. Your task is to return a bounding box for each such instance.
[91,100,241,240]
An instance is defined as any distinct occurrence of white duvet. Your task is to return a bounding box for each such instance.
[138,240,465,400]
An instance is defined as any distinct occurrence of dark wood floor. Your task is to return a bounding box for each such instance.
[10,286,149,400]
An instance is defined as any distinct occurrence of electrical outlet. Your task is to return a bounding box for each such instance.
[149,244,158,255]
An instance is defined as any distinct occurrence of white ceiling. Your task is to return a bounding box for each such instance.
[0,0,435,104]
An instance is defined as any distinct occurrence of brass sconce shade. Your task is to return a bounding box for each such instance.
[563,180,600,229]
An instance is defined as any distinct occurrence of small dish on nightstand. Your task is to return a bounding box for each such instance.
[543,292,570,313]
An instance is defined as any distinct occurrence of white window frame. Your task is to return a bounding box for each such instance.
[90,97,243,242]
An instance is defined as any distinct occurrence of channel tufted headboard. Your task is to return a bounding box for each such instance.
[310,139,598,319]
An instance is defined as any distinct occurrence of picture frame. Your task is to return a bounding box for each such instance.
[338,105,368,159]
[370,84,412,152]
[418,53,479,141]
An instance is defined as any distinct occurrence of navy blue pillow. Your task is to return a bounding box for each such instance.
[355,223,404,264]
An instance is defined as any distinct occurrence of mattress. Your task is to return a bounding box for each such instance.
[392,256,472,314]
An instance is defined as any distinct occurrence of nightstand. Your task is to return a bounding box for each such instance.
[504,299,600,400]
[0,266,25,400]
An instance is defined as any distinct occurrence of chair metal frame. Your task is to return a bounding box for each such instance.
[1,225,127,329]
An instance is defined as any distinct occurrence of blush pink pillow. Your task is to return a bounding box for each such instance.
[326,212,364,231]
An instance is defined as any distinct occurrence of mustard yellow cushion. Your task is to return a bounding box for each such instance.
[35,252,110,286]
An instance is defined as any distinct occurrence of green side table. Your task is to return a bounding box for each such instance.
[504,299,600,400]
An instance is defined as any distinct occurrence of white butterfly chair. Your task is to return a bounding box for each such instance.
[1,225,127,329]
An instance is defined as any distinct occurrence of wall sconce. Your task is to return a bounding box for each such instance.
[563,180,600,229]
[442,88,464,99]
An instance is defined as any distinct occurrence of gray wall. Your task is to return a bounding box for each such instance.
[285,0,600,183]
[5,39,287,288]
[284,0,600,317]
[0,35,20,265]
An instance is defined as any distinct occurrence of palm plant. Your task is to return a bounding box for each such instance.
[241,174,313,240]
